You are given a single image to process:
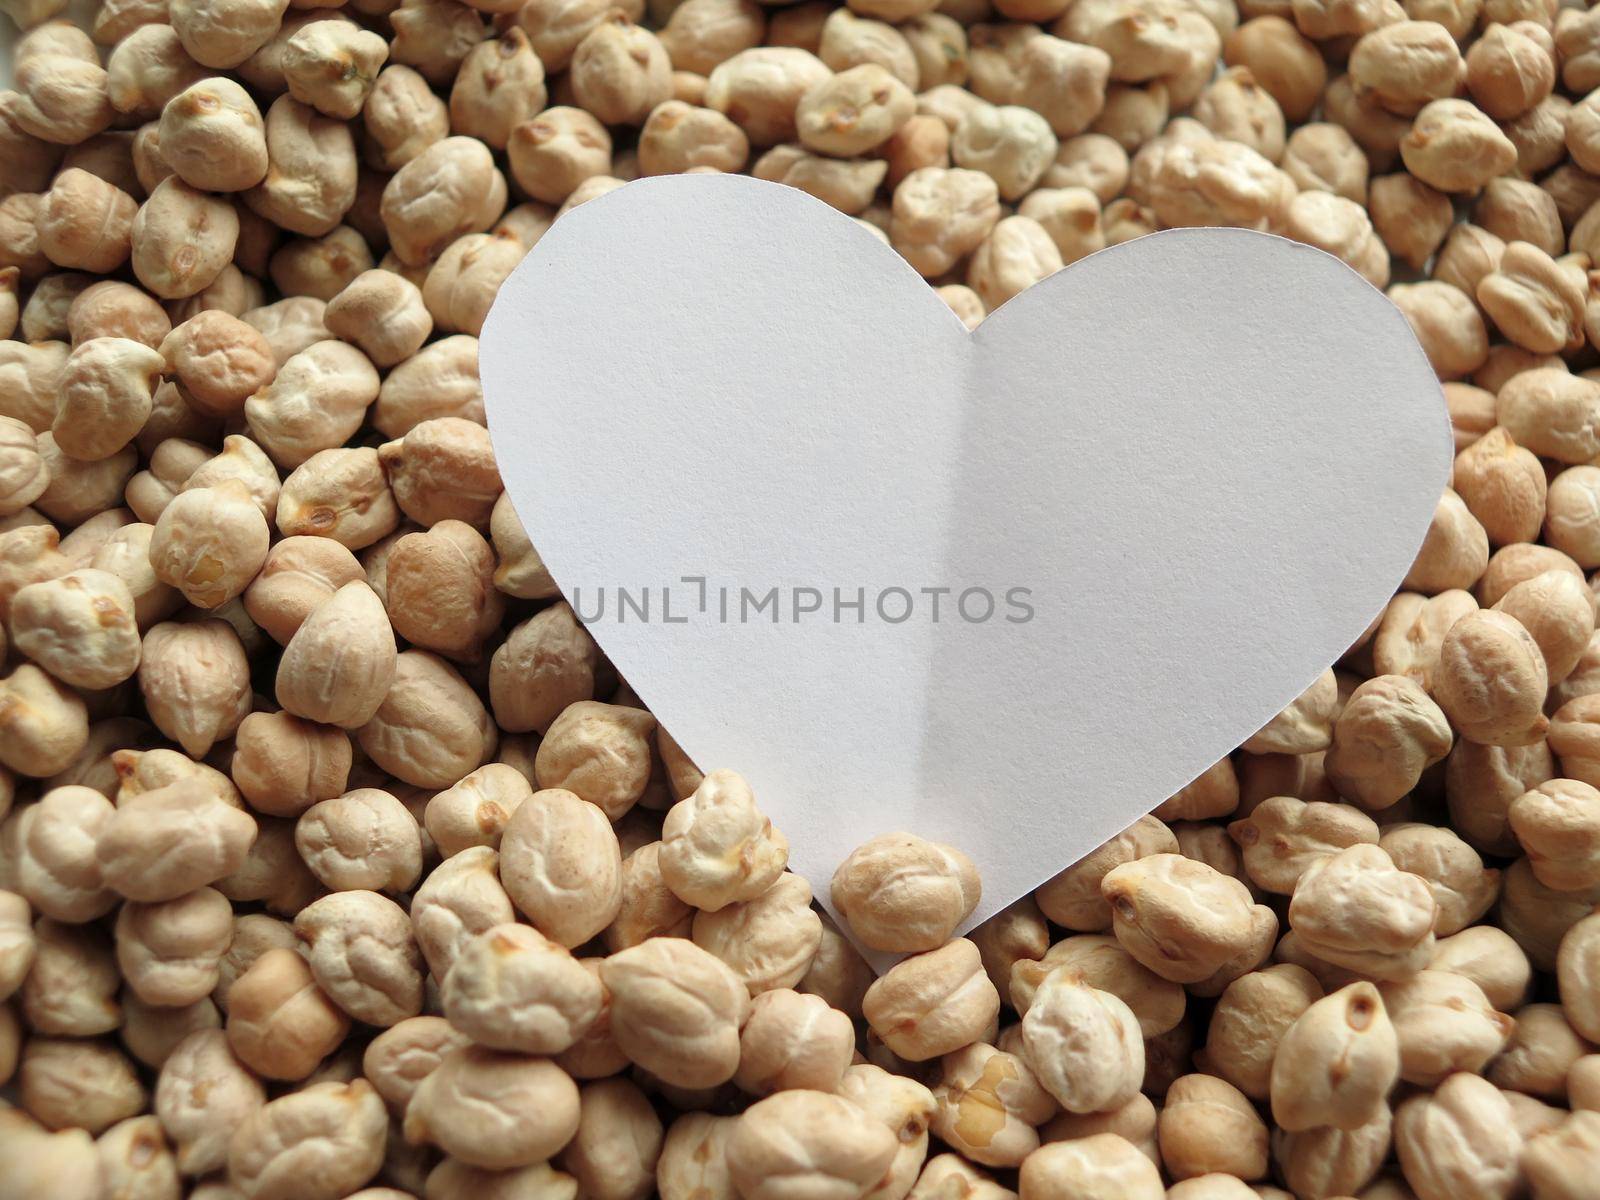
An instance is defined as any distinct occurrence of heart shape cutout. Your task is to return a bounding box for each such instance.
[480,174,1451,939]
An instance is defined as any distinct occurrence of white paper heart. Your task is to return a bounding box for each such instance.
[480,173,1452,940]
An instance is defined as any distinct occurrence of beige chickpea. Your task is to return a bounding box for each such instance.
[1227,796,1379,894]
[405,847,513,982]
[37,169,136,275]
[231,710,351,818]
[50,336,164,466]
[104,25,209,120]
[10,567,140,690]
[890,167,1001,278]
[656,767,787,911]
[1380,823,1498,935]
[1018,1135,1162,1200]
[1197,963,1321,1100]
[1559,910,1600,1042]
[18,1036,145,1134]
[12,785,116,922]
[168,0,290,69]
[245,96,358,238]
[498,787,620,948]
[1324,674,1453,809]
[797,911,873,1022]
[293,889,423,1026]
[295,788,422,893]
[1267,982,1399,1132]
[244,339,379,469]
[1476,241,1584,355]
[148,479,271,610]
[951,105,1058,202]
[274,448,396,551]
[378,417,501,528]
[793,64,913,158]
[1016,187,1105,266]
[553,1077,662,1200]
[1489,1003,1588,1100]
[1100,853,1275,984]
[1509,778,1600,891]
[0,662,88,778]
[279,20,389,120]
[362,65,450,172]
[831,831,979,954]
[131,177,240,301]
[884,113,951,188]
[606,840,694,950]
[227,1079,388,1200]
[362,1015,471,1112]
[1433,608,1548,746]
[1393,1072,1521,1200]
[323,270,431,369]
[115,884,232,1007]
[531,701,655,820]
[1500,368,1600,464]
[1401,98,1519,193]
[381,137,504,268]
[20,917,119,1037]
[272,580,395,730]
[1461,24,1552,123]
[733,988,854,1096]
[1154,1074,1266,1182]
[1501,855,1600,972]
[0,891,35,1001]
[1017,974,1142,1114]
[156,1030,267,1176]
[1453,427,1545,549]
[705,47,833,147]
[1043,133,1130,204]
[1036,815,1176,931]
[863,937,999,1062]
[241,296,332,369]
[224,946,350,1081]
[9,45,115,147]
[442,922,600,1054]
[1289,844,1438,979]
[158,78,269,195]
[1348,21,1465,117]
[507,107,612,205]
[1547,466,1600,568]
[269,226,374,303]
[657,0,763,77]
[1221,18,1323,124]
[638,100,750,174]
[1383,969,1516,1089]
[0,340,68,434]
[1390,283,1492,381]
[489,604,599,735]
[20,273,95,346]
[389,0,488,87]
[159,312,277,420]
[1436,226,1509,307]
[423,764,529,859]
[939,283,987,329]
[750,143,886,215]
[967,215,1062,310]
[1012,936,1182,1038]
[94,1115,180,1200]
[421,229,526,338]
[601,935,750,1087]
[657,1113,739,1200]
[243,536,363,646]
[727,1090,898,1200]
[568,17,671,126]
[446,32,546,152]
[691,871,820,994]
[1492,570,1594,688]
[97,778,257,901]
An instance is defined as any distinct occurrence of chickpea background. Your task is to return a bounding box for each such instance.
[8,0,1600,1192]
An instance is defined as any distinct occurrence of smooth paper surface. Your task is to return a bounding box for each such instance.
[481,173,1452,948]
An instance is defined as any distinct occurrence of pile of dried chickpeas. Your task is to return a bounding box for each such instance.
[6,0,1600,1194]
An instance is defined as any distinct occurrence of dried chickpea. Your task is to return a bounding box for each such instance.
[863,937,1000,1061]
[1435,608,1550,745]
[225,946,350,1081]
[1324,674,1453,809]
[1018,1135,1162,1200]
[131,177,240,301]
[37,169,136,275]
[1289,844,1438,979]
[282,20,390,119]
[734,987,854,1096]
[499,787,621,947]
[295,787,422,893]
[658,767,787,911]
[276,447,397,550]
[227,1079,388,1200]
[0,661,89,778]
[323,269,431,368]
[1394,1072,1521,1200]
[832,831,979,953]
[155,1029,266,1176]
[245,96,358,238]
[602,935,750,1087]
[381,136,504,267]
[533,701,656,820]
[1101,853,1276,984]
[726,1090,897,1200]
[378,416,501,528]
[442,922,600,1054]
[148,479,270,609]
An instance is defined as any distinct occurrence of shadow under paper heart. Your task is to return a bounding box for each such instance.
[480,173,1452,941]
